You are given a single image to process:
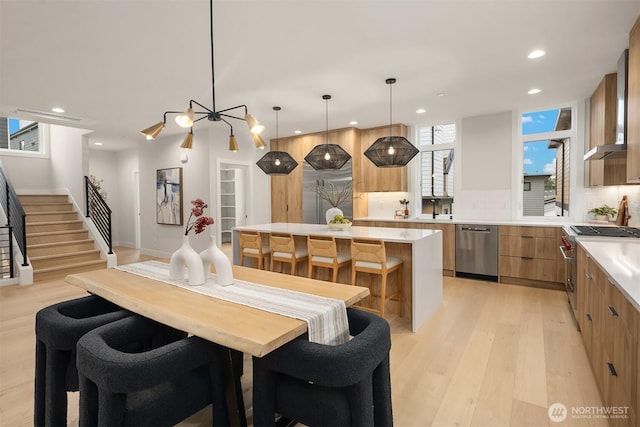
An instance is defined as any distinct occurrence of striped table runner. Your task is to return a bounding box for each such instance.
[115,261,349,345]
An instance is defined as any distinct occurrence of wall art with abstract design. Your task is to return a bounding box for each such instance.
[156,167,183,225]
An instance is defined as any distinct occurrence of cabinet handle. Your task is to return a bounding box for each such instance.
[521,256,534,260]
[608,306,619,317]
[521,236,534,239]
[586,313,592,321]
[585,273,592,280]
[607,363,618,377]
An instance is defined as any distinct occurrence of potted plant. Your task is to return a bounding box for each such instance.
[588,205,617,221]
[399,198,410,216]
[316,182,353,224]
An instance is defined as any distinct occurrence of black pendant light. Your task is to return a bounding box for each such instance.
[365,78,419,167]
[256,107,298,175]
[304,95,351,170]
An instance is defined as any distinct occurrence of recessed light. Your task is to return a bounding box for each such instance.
[94,142,103,146]
[436,93,445,97]
[528,88,541,95]
[51,107,65,113]
[349,121,358,126]
[416,108,426,114]
[294,130,302,134]
[528,50,546,59]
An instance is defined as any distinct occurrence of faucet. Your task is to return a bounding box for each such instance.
[431,199,437,219]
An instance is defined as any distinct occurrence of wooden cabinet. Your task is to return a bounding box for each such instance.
[353,220,455,275]
[498,226,563,288]
[576,245,639,426]
[270,128,359,223]
[269,123,410,222]
[587,73,628,187]
[357,124,409,192]
[628,16,640,183]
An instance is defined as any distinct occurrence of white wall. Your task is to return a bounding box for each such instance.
[114,149,139,247]
[455,111,513,221]
[49,125,92,205]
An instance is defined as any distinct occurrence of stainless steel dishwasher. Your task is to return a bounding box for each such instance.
[455,224,499,281]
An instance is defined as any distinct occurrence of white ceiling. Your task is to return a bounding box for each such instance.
[1,0,638,152]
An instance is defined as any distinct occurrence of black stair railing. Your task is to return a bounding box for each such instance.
[0,226,14,278]
[84,176,113,254]
[0,167,28,267]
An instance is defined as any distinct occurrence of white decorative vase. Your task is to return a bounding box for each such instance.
[170,235,205,286]
[325,206,343,224]
[200,235,234,286]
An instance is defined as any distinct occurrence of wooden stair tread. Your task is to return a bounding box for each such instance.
[34,259,106,273]
[27,229,87,237]
[27,220,82,226]
[30,249,100,261]
[29,239,95,249]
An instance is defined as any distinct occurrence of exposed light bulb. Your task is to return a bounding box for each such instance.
[388,146,395,155]
[175,108,194,128]
[324,152,331,160]
[275,158,281,166]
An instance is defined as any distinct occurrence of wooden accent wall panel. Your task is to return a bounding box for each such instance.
[628,16,640,183]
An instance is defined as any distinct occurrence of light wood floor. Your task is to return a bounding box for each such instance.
[0,246,608,427]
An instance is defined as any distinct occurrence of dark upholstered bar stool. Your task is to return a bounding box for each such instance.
[34,295,131,427]
[77,315,231,427]
[252,308,393,427]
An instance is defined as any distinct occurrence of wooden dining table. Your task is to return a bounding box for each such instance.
[65,263,369,426]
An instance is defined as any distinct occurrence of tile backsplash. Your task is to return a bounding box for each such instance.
[580,185,640,226]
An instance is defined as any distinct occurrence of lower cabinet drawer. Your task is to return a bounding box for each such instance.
[499,256,557,282]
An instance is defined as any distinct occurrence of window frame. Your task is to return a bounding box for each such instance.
[413,123,456,219]
[516,102,577,220]
[0,117,50,158]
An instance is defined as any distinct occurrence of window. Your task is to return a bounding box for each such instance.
[418,124,455,217]
[0,117,41,153]
[521,107,572,217]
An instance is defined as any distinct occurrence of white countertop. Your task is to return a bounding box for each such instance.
[233,223,439,243]
[577,237,640,311]
[356,217,575,227]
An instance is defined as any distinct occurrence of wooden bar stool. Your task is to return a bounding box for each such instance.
[307,234,351,283]
[270,232,308,275]
[351,237,403,317]
[239,230,270,270]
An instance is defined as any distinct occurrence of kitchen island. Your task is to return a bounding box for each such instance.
[232,223,443,332]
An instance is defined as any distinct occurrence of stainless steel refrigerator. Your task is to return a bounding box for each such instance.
[302,161,353,224]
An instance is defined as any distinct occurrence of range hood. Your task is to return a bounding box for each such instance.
[584,49,628,161]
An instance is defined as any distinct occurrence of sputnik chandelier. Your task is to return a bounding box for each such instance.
[140,0,265,151]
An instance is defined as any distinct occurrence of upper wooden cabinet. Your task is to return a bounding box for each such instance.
[587,73,627,187]
[269,128,361,223]
[269,124,410,222]
[628,15,640,183]
[357,124,409,192]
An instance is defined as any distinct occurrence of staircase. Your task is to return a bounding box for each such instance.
[19,194,106,281]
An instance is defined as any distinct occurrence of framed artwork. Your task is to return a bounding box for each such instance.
[156,167,183,225]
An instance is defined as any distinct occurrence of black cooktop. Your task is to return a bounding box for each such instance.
[570,225,640,238]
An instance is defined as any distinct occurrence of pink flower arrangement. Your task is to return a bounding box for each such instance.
[184,198,214,236]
